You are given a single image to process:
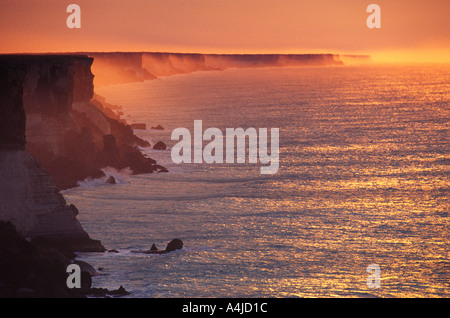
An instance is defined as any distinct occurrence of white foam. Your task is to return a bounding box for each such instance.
[77,166,133,187]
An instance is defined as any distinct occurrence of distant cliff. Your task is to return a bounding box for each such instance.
[89,52,344,86]
[0,55,104,252]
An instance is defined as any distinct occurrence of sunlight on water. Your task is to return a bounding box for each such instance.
[65,65,449,297]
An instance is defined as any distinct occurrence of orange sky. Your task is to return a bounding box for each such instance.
[0,0,449,62]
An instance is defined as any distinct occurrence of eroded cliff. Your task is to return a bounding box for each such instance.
[16,55,165,190]
[89,52,344,86]
[0,55,105,251]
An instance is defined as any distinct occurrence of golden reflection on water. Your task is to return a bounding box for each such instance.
[253,66,448,297]
[83,65,449,297]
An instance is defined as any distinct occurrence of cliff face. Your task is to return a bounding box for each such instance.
[22,57,91,155]
[0,55,104,251]
[90,52,344,86]
[90,52,156,86]
[13,55,164,190]
[143,52,342,76]
[0,60,27,148]
[0,150,85,239]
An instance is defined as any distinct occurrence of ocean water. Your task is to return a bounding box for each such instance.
[63,65,449,297]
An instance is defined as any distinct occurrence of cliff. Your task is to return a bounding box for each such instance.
[89,52,344,86]
[143,53,342,76]
[90,52,156,86]
[13,55,165,190]
[0,55,105,252]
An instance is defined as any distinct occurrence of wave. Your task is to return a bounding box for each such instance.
[77,166,133,187]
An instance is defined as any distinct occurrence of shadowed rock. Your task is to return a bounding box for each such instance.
[105,176,116,184]
[153,141,167,150]
[0,221,87,297]
[130,123,146,130]
[150,124,164,130]
[165,238,183,252]
[131,239,184,254]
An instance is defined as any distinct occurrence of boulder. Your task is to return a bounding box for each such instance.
[131,238,183,254]
[166,238,183,252]
[105,176,116,184]
[153,141,167,150]
[88,285,131,297]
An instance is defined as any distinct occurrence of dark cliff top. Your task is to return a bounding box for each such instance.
[0,54,92,64]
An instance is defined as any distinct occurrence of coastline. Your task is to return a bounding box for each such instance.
[0,52,344,297]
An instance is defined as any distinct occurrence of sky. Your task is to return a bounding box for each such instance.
[0,0,449,62]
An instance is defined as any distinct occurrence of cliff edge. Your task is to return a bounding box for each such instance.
[89,52,344,86]
[0,55,105,252]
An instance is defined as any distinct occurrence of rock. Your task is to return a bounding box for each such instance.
[0,220,87,297]
[153,141,167,150]
[80,271,92,293]
[88,287,109,297]
[108,285,130,296]
[155,165,169,173]
[166,239,183,252]
[69,204,79,216]
[103,134,119,154]
[131,238,183,254]
[130,123,146,130]
[150,124,164,130]
[105,176,116,184]
[74,260,99,276]
[88,285,130,297]
[31,234,106,254]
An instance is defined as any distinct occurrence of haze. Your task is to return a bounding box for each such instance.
[0,0,449,63]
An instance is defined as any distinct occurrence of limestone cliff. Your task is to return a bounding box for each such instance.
[0,55,104,252]
[143,52,343,77]
[89,52,344,86]
[90,52,156,86]
[16,55,164,190]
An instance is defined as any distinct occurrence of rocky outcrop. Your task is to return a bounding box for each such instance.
[132,238,184,254]
[153,141,167,150]
[150,124,164,130]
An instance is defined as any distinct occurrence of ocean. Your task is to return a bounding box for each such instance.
[63,64,449,297]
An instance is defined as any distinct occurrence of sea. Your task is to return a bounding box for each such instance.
[63,64,449,298]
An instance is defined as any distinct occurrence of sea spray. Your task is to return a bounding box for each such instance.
[77,167,133,187]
